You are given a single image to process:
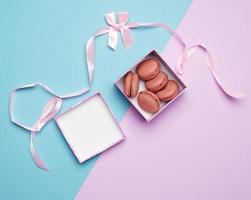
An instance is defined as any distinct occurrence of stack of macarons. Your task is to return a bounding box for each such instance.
[123,58,179,113]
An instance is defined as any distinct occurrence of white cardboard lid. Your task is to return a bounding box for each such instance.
[55,93,124,163]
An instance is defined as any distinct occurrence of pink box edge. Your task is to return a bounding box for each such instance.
[114,49,187,122]
[54,92,126,163]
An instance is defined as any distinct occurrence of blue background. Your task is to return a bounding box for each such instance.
[0,0,191,199]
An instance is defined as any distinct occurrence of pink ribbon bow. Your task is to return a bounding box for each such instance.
[10,11,245,171]
[105,12,133,50]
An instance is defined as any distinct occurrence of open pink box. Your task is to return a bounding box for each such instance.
[55,93,125,163]
[115,50,187,122]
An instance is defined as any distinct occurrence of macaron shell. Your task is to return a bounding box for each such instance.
[130,73,139,97]
[136,58,160,81]
[124,71,133,97]
[156,80,179,101]
[145,71,168,92]
[137,90,160,113]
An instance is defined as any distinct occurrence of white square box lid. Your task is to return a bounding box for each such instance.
[55,93,125,163]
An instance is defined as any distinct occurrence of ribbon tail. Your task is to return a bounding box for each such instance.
[30,133,49,171]
[211,71,246,99]
[203,48,246,99]
[177,45,246,99]
[121,27,133,49]
[29,97,62,171]
[86,36,96,86]
[176,47,196,75]
[108,28,118,50]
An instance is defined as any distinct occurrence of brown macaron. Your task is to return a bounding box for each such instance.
[145,71,168,92]
[136,58,160,81]
[124,71,139,98]
[155,80,179,102]
[137,90,160,113]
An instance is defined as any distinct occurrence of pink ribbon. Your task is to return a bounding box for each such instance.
[10,83,63,171]
[87,12,245,98]
[176,45,246,98]
[10,11,245,171]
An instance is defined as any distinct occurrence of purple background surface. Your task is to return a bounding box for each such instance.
[76,0,251,199]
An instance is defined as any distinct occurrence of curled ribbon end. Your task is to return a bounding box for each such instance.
[231,92,246,99]
[178,69,184,75]
[109,45,116,51]
[176,65,184,75]
[124,43,132,50]
[38,165,49,172]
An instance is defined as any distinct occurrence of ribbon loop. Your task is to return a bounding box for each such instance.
[105,12,117,27]
[10,83,63,170]
[118,12,129,24]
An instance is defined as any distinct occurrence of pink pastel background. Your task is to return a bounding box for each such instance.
[76,0,251,199]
